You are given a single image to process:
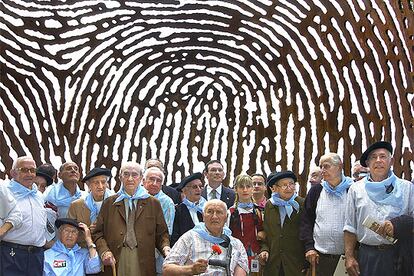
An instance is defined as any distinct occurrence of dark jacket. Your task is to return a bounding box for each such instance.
[390,215,413,276]
[171,203,203,246]
[201,185,235,208]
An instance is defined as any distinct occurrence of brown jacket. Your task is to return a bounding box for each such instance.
[67,198,92,248]
[92,194,170,276]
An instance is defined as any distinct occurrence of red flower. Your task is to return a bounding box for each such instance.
[212,245,222,255]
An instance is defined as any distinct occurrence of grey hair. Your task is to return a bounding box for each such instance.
[203,199,227,213]
[119,162,143,176]
[319,153,343,167]
[143,166,165,181]
[12,156,35,169]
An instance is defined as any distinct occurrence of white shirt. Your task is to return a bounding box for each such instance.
[4,189,46,247]
[206,185,223,201]
[0,184,22,229]
[314,189,347,254]
[344,179,414,245]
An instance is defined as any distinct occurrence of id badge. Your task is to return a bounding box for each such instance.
[250,259,259,272]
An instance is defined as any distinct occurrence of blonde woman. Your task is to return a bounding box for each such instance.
[227,174,265,275]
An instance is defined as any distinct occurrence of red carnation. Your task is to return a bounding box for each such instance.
[208,244,222,259]
[212,244,222,255]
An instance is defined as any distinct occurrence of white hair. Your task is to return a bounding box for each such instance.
[203,199,227,213]
[119,162,143,176]
[12,156,35,169]
[143,166,165,181]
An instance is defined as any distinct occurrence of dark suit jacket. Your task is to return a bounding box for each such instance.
[92,194,170,276]
[201,184,235,208]
[162,185,181,205]
[171,203,203,246]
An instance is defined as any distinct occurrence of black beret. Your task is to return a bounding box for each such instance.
[36,170,53,186]
[55,218,82,230]
[360,141,393,167]
[267,170,297,187]
[177,172,203,192]
[82,167,112,182]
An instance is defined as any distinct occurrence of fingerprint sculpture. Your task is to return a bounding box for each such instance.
[0,0,413,193]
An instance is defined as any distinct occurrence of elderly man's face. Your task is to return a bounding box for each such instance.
[320,161,342,186]
[271,178,295,201]
[203,202,227,236]
[309,170,323,185]
[366,148,393,180]
[143,170,164,196]
[59,224,79,249]
[120,166,142,196]
[11,159,36,188]
[88,175,107,201]
[59,162,80,184]
[352,163,369,181]
[182,179,203,203]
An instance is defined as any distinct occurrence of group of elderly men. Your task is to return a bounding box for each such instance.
[0,140,413,276]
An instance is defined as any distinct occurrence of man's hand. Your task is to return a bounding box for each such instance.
[378,220,394,237]
[78,222,92,242]
[163,246,171,257]
[305,249,319,266]
[102,251,116,266]
[89,222,97,233]
[191,259,208,275]
[345,256,360,276]
[258,251,269,265]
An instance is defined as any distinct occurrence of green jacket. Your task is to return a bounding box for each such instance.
[261,197,306,276]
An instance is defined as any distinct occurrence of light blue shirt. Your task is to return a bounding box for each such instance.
[43,240,100,276]
[344,176,414,245]
[44,182,87,218]
[154,190,175,235]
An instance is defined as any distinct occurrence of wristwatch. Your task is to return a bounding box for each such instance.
[87,243,96,249]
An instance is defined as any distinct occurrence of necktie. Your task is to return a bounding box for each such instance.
[124,204,137,249]
[211,189,217,199]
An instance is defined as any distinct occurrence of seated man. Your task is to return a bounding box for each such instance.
[43,218,101,276]
[163,199,249,276]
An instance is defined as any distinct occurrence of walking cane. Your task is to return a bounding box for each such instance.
[311,262,316,276]
[111,262,116,276]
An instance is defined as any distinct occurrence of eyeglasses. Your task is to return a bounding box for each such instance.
[368,154,390,162]
[188,184,203,190]
[62,228,79,236]
[15,167,36,174]
[122,172,141,179]
[277,183,296,190]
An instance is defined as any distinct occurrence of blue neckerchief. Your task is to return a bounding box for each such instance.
[85,189,112,223]
[237,202,254,209]
[322,174,353,197]
[8,179,38,200]
[114,184,149,209]
[48,182,82,207]
[365,172,403,210]
[182,197,206,213]
[53,239,81,271]
[270,192,299,225]
[192,222,232,244]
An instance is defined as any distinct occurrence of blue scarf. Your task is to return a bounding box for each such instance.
[322,174,353,197]
[192,222,232,244]
[48,182,82,207]
[114,184,150,209]
[8,179,38,200]
[270,192,300,225]
[237,202,254,209]
[182,197,206,213]
[365,172,403,210]
[52,240,80,272]
[85,189,112,223]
